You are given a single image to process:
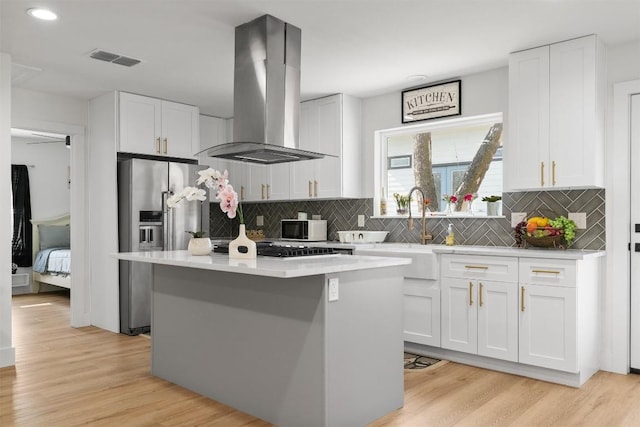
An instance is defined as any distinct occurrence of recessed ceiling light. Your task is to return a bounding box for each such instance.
[26,8,58,21]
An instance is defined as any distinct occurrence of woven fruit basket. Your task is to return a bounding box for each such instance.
[514,215,573,250]
[523,232,566,249]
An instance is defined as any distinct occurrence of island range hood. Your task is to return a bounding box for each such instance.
[204,14,325,164]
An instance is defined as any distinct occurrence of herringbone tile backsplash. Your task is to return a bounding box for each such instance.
[210,189,605,250]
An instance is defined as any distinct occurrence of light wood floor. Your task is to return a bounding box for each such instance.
[2,293,640,427]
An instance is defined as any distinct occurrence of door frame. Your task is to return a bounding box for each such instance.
[608,80,640,374]
[11,118,90,328]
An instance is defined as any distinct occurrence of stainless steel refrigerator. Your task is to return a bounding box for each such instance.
[117,158,209,335]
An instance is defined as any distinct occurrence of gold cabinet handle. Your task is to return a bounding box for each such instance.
[479,283,483,307]
[521,286,525,312]
[261,184,265,200]
[163,138,168,154]
[464,265,488,270]
[240,186,245,201]
[532,269,561,275]
[552,160,556,186]
[266,184,270,200]
[469,281,473,306]
[156,137,161,154]
[314,180,318,197]
[308,181,312,197]
[540,161,545,187]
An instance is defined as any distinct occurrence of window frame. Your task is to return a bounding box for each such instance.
[373,112,503,217]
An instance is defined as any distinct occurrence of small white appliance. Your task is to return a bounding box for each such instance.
[281,219,327,241]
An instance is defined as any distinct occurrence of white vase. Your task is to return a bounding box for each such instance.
[487,201,499,216]
[188,237,212,255]
[229,224,257,259]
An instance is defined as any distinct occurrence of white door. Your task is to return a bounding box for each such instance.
[119,93,162,156]
[161,101,198,159]
[441,278,477,354]
[519,284,577,372]
[477,280,518,362]
[630,94,640,370]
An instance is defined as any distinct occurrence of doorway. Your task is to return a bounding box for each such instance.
[11,128,70,295]
[9,119,89,328]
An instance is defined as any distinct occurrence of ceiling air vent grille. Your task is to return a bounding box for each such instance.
[89,50,141,67]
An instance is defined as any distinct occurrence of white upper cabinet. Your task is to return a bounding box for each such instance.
[505,35,605,191]
[119,92,199,159]
[198,114,227,169]
[290,94,361,200]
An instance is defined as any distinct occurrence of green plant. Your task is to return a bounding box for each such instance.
[481,195,502,202]
[393,193,412,209]
[186,231,206,238]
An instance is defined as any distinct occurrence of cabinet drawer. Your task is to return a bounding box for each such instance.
[519,258,576,287]
[441,254,518,282]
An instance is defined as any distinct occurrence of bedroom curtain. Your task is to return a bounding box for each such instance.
[11,164,32,267]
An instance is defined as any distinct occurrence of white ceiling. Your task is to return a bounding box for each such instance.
[2,1,639,118]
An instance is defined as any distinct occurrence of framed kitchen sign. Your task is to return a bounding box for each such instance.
[402,79,461,124]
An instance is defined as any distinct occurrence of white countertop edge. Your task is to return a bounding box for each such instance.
[429,245,605,260]
[112,251,411,278]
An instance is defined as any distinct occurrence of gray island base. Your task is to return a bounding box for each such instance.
[136,253,408,427]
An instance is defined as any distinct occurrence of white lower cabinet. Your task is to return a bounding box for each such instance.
[441,277,518,362]
[404,279,440,347]
[519,283,576,371]
[435,252,601,386]
[518,257,581,372]
[441,254,519,362]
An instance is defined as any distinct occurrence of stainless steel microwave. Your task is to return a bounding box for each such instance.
[281,219,327,241]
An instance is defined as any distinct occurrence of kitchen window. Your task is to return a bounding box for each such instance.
[374,112,503,216]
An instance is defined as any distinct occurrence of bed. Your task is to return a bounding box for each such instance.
[31,214,71,292]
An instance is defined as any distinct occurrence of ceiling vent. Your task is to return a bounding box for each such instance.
[89,49,141,67]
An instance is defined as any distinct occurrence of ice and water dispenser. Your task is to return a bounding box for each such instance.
[139,210,163,250]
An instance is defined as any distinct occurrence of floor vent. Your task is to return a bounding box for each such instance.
[90,49,141,67]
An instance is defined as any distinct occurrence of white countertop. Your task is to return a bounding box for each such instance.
[113,250,411,278]
[429,245,605,260]
[222,240,605,260]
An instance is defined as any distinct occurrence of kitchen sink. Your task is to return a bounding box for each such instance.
[354,245,438,280]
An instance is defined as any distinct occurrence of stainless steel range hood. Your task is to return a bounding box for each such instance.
[204,14,324,164]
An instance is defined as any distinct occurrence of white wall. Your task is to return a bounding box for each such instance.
[0,52,16,367]
[11,138,70,219]
[12,88,88,127]
[361,67,509,197]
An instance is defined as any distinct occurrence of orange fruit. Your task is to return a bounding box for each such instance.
[527,221,538,233]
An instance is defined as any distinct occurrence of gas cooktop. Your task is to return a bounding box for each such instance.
[213,241,336,258]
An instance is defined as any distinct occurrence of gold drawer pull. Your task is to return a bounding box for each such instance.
[532,269,561,275]
[479,283,484,307]
[552,160,556,186]
[156,137,161,153]
[469,282,473,306]
[163,138,168,154]
[465,265,488,270]
[521,286,525,312]
[541,161,545,187]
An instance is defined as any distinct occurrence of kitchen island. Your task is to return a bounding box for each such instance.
[114,250,411,427]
